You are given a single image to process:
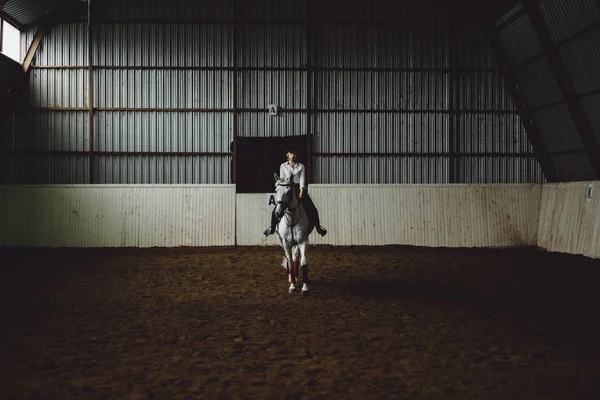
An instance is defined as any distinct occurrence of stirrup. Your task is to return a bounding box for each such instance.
[316,225,327,236]
[264,227,274,236]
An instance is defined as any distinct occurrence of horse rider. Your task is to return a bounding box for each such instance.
[264,143,328,237]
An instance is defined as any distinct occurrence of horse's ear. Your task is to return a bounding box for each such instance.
[274,173,279,181]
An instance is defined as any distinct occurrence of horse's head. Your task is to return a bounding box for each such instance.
[273,173,297,219]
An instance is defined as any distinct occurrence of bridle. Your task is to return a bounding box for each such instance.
[275,181,301,227]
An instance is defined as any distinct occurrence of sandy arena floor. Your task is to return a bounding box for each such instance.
[1,245,600,399]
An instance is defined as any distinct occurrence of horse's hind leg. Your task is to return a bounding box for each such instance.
[298,241,309,295]
[293,246,299,285]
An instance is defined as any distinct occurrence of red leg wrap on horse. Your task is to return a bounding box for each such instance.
[289,260,295,284]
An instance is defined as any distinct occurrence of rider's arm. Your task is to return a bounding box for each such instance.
[298,164,306,197]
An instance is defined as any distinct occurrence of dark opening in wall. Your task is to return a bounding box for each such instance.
[235,135,307,193]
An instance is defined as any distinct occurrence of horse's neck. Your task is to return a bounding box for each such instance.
[286,190,300,213]
[284,194,302,227]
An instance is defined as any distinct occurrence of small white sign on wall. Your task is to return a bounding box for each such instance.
[267,193,276,207]
[268,104,278,116]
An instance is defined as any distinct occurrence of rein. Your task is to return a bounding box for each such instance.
[277,182,301,228]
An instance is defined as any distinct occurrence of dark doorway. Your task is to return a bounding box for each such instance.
[235,135,307,193]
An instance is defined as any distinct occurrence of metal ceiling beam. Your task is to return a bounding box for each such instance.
[523,0,600,179]
[22,25,48,73]
[87,0,94,184]
[488,24,558,182]
[20,1,88,73]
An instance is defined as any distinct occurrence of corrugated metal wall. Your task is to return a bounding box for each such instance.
[495,0,600,181]
[0,185,236,247]
[4,180,599,256]
[1,0,542,184]
[538,181,600,259]
[310,3,541,184]
[0,183,539,248]
[239,184,543,247]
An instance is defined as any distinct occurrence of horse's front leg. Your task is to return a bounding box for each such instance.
[292,245,299,285]
[282,243,296,293]
[275,230,288,272]
[298,241,309,295]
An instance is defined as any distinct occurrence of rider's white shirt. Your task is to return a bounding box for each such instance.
[280,162,306,189]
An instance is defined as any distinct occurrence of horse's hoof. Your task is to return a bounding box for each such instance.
[301,283,309,296]
[288,284,296,293]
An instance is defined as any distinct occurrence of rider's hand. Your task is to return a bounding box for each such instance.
[299,188,304,198]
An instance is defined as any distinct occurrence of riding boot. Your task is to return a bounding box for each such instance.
[303,194,327,236]
[263,209,277,236]
[312,204,327,236]
[315,219,327,236]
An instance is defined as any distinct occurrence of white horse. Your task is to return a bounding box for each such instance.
[272,173,311,295]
